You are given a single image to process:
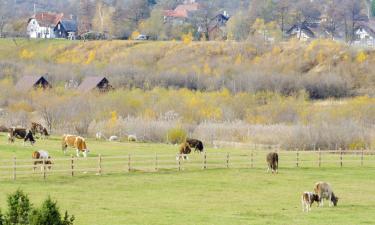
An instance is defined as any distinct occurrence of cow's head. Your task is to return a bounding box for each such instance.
[311,194,320,206]
[331,195,339,206]
[25,130,36,145]
[42,128,49,136]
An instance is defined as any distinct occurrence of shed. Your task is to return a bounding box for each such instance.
[77,76,112,93]
[15,75,51,92]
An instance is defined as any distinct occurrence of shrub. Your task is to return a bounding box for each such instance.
[167,127,187,144]
[29,197,74,225]
[5,189,32,225]
[0,190,74,225]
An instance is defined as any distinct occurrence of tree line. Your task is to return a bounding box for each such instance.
[0,0,374,41]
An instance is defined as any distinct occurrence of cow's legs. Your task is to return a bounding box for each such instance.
[76,149,80,157]
[301,198,305,212]
[328,195,332,207]
[83,150,87,158]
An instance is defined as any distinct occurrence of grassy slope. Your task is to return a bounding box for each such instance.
[0,134,375,224]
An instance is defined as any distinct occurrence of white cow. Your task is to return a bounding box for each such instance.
[109,136,119,142]
[314,182,339,207]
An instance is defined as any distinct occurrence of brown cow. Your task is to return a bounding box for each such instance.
[62,134,90,157]
[31,122,49,139]
[32,150,52,171]
[314,182,339,207]
[177,142,191,160]
[266,152,278,173]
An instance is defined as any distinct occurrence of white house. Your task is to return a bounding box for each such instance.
[27,12,64,39]
[353,22,375,46]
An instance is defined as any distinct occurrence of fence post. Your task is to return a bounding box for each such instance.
[340,148,343,168]
[43,158,46,180]
[296,149,299,168]
[155,153,158,172]
[203,152,207,169]
[318,148,321,168]
[361,148,364,167]
[226,152,229,168]
[70,155,74,177]
[98,154,102,175]
[251,150,254,168]
[128,154,131,172]
[13,157,16,181]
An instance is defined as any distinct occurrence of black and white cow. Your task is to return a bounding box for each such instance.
[8,128,36,145]
[301,191,320,212]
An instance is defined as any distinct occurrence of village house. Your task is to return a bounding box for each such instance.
[163,0,200,24]
[15,75,51,92]
[54,20,78,40]
[27,12,63,39]
[353,21,375,46]
[77,76,113,93]
[286,23,316,41]
[208,12,230,40]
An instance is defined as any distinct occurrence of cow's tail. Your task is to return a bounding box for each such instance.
[61,135,67,151]
[275,153,279,168]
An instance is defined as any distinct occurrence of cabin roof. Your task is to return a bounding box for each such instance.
[77,76,109,92]
[15,75,50,92]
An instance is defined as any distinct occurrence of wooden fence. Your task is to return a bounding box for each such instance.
[1,149,374,180]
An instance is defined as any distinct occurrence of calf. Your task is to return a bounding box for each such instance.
[314,182,339,207]
[32,150,52,171]
[301,192,320,212]
[266,152,278,173]
[177,142,191,160]
[8,128,35,145]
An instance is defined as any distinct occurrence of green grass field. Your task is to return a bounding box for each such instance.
[0,134,375,225]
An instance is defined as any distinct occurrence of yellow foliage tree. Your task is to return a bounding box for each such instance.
[356,51,368,63]
[182,32,193,44]
[19,49,34,59]
[86,50,96,64]
[131,30,141,40]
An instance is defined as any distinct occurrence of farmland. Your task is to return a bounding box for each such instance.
[0,135,375,225]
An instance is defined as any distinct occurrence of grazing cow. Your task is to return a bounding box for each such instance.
[32,150,52,171]
[109,136,119,142]
[266,152,278,173]
[177,142,191,160]
[186,138,204,153]
[96,132,103,140]
[314,182,339,207]
[128,135,137,142]
[31,122,49,139]
[62,134,90,157]
[301,192,320,212]
[8,128,35,145]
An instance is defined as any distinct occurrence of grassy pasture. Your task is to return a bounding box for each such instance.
[0,134,375,224]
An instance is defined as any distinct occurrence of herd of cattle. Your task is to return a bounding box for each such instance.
[266,152,339,212]
[3,123,339,212]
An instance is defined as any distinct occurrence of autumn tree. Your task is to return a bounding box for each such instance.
[92,0,114,35]
[78,0,94,34]
[139,9,166,40]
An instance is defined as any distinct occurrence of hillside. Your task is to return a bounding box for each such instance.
[0,38,374,98]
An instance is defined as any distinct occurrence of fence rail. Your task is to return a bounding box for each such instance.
[1,150,374,180]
